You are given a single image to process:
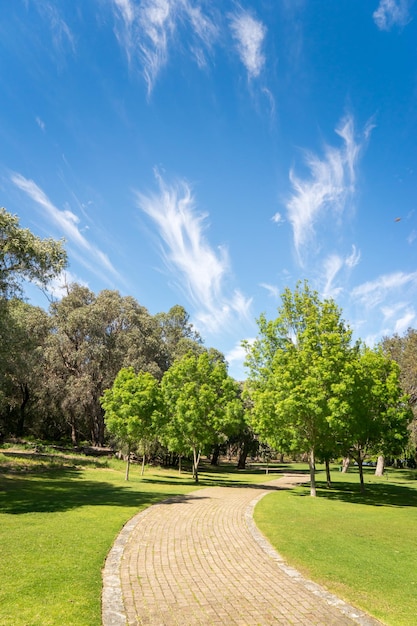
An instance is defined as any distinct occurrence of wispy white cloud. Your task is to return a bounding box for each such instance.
[36,2,75,53]
[322,254,344,299]
[226,337,256,380]
[10,173,120,281]
[36,117,46,132]
[226,341,249,365]
[381,301,407,320]
[260,283,280,299]
[109,1,270,95]
[373,0,411,30]
[111,0,218,94]
[407,229,417,245]
[113,0,135,26]
[135,170,252,333]
[320,246,361,299]
[271,211,284,224]
[351,271,417,309]
[381,301,415,334]
[345,244,361,268]
[286,115,370,265]
[394,308,415,334]
[229,9,266,79]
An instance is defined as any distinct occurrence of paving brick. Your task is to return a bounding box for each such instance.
[102,475,382,626]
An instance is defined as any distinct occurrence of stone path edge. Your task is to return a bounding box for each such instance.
[245,490,382,626]
[102,495,189,626]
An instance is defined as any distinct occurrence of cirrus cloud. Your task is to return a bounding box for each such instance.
[229,9,266,79]
[135,169,252,333]
[10,172,120,284]
[285,115,371,265]
[111,0,218,95]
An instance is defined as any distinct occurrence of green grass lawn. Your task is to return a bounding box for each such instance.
[255,465,417,626]
[2,449,416,626]
[0,447,277,626]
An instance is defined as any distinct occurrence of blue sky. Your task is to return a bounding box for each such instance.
[1,0,417,379]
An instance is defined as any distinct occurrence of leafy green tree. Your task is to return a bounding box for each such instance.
[156,304,203,366]
[0,299,49,437]
[245,281,353,496]
[0,207,66,298]
[101,367,161,480]
[43,284,165,445]
[331,346,412,491]
[160,352,241,482]
[381,329,417,462]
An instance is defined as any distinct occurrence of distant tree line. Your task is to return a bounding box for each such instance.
[1,208,416,493]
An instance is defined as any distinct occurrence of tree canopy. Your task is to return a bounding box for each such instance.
[245,281,353,495]
[330,345,412,490]
[0,207,67,298]
[101,367,161,480]
[160,351,242,482]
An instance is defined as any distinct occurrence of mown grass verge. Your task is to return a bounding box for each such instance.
[254,465,417,626]
[0,447,277,626]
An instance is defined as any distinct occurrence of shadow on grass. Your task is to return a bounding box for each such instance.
[308,479,417,508]
[1,450,108,469]
[141,463,309,491]
[0,454,310,515]
[0,468,202,515]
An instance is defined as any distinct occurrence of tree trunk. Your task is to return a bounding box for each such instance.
[375,455,385,476]
[325,458,331,488]
[357,456,365,493]
[210,443,221,466]
[309,448,316,497]
[193,446,200,483]
[16,383,30,437]
[178,455,182,474]
[237,441,249,469]
[141,453,146,476]
[70,420,78,446]
[125,445,131,481]
[342,456,350,473]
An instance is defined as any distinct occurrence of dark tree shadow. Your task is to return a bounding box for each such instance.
[0,467,209,515]
[298,479,417,508]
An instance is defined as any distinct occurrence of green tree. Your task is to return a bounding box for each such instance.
[160,352,241,482]
[331,346,412,491]
[101,367,161,480]
[155,304,203,366]
[43,284,165,445]
[381,329,417,462]
[0,299,49,437]
[0,207,66,298]
[245,281,353,496]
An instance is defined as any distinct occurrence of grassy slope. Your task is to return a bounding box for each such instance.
[254,466,417,626]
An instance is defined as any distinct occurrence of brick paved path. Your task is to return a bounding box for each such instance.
[102,475,381,626]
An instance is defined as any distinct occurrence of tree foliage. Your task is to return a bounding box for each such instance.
[160,352,241,482]
[245,282,353,495]
[101,367,161,479]
[0,207,67,298]
[331,346,412,490]
[0,299,49,437]
[43,284,165,445]
[156,304,203,366]
[381,329,417,459]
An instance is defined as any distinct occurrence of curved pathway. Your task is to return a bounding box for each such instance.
[102,474,381,626]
